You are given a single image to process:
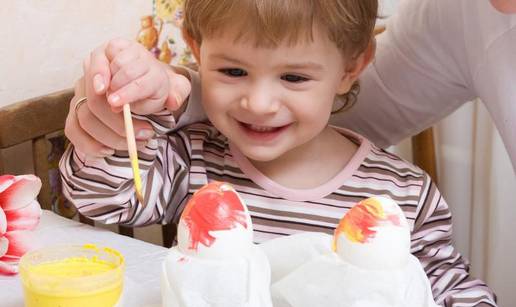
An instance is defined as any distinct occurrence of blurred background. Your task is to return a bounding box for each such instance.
[0,0,514,304]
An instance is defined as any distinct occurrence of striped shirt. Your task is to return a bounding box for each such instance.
[60,120,496,307]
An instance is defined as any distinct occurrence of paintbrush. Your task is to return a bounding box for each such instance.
[122,103,145,204]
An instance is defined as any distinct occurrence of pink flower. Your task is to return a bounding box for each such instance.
[0,175,42,275]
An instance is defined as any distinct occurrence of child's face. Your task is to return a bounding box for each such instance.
[197,27,357,162]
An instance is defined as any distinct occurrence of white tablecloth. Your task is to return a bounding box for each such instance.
[0,210,169,307]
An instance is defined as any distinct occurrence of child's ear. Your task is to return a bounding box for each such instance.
[337,38,376,95]
[181,27,201,64]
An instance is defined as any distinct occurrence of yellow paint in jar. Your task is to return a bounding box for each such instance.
[19,244,124,307]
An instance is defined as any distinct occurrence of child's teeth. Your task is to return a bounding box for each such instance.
[249,124,276,132]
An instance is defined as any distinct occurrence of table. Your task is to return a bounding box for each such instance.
[1,210,169,307]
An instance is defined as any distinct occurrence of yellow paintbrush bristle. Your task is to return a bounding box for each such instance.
[122,104,145,205]
[130,155,144,204]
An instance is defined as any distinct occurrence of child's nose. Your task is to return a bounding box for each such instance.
[240,86,280,115]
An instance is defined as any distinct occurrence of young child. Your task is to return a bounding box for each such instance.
[59,0,496,305]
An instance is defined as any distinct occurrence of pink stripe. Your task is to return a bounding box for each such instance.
[242,197,349,219]
[230,128,372,202]
[344,176,421,196]
[234,184,356,209]
[353,169,423,187]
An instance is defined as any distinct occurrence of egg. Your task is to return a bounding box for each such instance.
[177,181,254,259]
[162,182,272,307]
[333,196,410,270]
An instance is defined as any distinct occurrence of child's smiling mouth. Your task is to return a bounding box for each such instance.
[237,121,292,141]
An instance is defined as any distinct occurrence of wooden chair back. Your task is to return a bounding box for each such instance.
[412,129,438,183]
[0,90,177,247]
[0,89,73,207]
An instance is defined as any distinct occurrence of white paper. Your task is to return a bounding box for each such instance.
[161,245,272,307]
[260,232,332,283]
[266,233,438,307]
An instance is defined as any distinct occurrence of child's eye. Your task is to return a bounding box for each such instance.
[218,68,247,77]
[281,74,309,83]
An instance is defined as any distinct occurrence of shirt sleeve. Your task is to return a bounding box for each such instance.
[331,0,475,148]
[59,125,192,227]
[172,67,207,130]
[412,174,497,306]
[132,66,205,135]
[58,67,208,226]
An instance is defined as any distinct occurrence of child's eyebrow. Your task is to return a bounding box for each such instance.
[282,62,324,71]
[209,53,323,71]
[209,54,248,66]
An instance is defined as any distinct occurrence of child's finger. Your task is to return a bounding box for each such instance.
[105,38,133,62]
[166,72,192,111]
[107,69,165,108]
[83,54,105,96]
[88,43,112,94]
[82,54,91,75]
[131,119,156,141]
[109,43,143,76]
[129,97,169,116]
[109,57,150,93]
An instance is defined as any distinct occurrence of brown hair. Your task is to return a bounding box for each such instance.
[182,0,378,110]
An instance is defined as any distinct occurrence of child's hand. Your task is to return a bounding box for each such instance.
[65,38,191,157]
[96,38,189,114]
